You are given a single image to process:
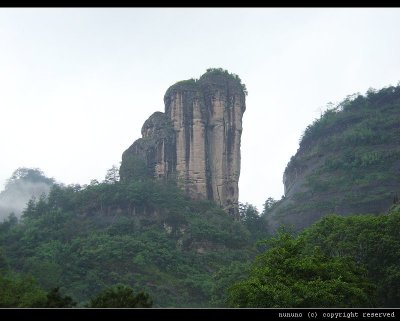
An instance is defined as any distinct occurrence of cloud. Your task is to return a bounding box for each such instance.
[0,180,52,221]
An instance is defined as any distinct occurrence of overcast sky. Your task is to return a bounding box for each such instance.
[1,8,400,211]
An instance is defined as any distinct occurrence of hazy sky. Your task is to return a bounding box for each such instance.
[1,8,400,211]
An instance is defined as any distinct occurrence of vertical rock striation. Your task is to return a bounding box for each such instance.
[120,69,246,217]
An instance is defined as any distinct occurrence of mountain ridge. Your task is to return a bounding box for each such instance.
[268,84,400,230]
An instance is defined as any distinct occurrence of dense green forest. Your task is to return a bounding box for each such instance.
[0,173,268,307]
[1,168,400,307]
[229,204,400,307]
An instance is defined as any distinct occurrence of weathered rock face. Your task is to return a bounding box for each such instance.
[120,70,246,217]
[120,112,176,182]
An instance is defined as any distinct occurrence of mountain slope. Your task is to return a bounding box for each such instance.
[269,85,400,230]
[0,178,258,307]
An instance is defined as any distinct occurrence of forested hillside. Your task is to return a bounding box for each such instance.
[269,84,400,230]
[229,204,400,307]
[0,176,267,307]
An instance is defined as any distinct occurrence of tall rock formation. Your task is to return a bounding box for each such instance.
[120,69,247,217]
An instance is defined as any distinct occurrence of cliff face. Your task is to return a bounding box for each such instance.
[120,112,176,182]
[120,69,246,217]
[269,85,400,231]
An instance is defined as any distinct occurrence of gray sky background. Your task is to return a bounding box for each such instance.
[1,8,400,211]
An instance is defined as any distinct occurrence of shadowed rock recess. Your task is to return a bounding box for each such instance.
[120,69,247,217]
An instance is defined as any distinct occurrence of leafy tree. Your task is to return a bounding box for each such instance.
[0,248,8,271]
[239,202,269,241]
[228,231,376,308]
[262,197,277,216]
[88,285,152,308]
[119,156,149,182]
[24,257,63,290]
[301,210,400,307]
[0,213,18,235]
[45,287,76,308]
[0,272,76,308]
[203,68,248,95]
[6,167,54,187]
[104,165,120,184]
[0,272,47,307]
[239,202,259,222]
[210,261,250,307]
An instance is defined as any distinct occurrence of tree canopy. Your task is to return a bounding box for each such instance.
[228,231,376,308]
[88,285,152,308]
